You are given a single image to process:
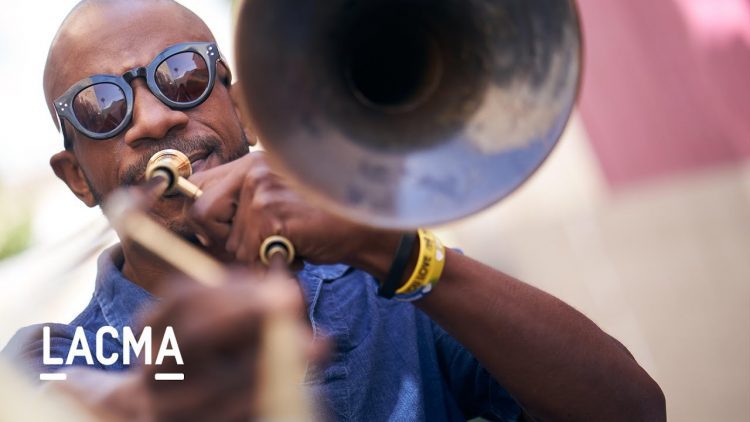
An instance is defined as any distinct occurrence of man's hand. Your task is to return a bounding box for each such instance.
[141,273,318,421]
[49,273,321,421]
[45,368,147,421]
[187,152,400,271]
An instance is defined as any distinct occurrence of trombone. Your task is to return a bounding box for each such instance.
[0,0,582,420]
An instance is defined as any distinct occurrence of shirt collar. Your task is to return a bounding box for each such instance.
[93,245,157,335]
[301,262,351,280]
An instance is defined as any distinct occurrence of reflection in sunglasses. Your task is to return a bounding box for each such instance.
[156,52,210,104]
[73,83,127,133]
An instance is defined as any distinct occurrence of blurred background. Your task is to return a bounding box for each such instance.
[0,0,748,420]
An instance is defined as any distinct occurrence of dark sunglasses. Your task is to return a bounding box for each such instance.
[54,41,230,147]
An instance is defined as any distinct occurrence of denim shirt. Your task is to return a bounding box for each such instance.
[4,247,521,421]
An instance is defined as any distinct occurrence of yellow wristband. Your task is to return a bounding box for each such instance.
[395,229,446,300]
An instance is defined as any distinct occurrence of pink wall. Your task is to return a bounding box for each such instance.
[576,0,750,187]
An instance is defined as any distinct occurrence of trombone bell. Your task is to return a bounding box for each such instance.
[234,0,582,228]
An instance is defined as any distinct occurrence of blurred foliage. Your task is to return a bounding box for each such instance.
[0,182,32,261]
[0,215,32,260]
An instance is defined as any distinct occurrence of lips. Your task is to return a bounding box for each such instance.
[188,150,212,173]
[191,157,208,173]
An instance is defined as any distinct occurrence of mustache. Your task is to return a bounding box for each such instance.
[120,135,224,186]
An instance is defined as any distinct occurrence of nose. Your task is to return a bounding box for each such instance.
[122,81,189,146]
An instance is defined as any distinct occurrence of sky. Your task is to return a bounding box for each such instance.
[0,0,234,187]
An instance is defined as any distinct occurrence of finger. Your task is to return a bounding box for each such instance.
[226,169,261,261]
[231,188,292,265]
[48,368,147,421]
[146,341,257,399]
[224,266,268,284]
[187,151,249,187]
[148,377,254,422]
[146,280,306,357]
[188,174,242,246]
[148,293,262,355]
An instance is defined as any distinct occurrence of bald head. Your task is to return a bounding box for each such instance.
[44,0,216,126]
[45,0,249,234]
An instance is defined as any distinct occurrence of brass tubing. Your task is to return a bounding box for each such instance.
[175,177,203,199]
[140,149,305,419]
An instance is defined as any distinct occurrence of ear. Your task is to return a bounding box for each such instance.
[50,150,98,207]
[228,81,258,147]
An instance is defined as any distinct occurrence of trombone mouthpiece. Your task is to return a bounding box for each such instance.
[146,149,193,182]
[145,149,202,198]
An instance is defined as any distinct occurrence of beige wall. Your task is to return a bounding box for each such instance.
[437,115,750,421]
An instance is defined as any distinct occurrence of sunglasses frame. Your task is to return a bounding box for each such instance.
[54,41,229,146]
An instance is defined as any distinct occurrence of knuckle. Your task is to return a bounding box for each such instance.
[250,164,271,182]
[253,191,273,208]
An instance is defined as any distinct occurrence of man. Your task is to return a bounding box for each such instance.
[4,0,665,420]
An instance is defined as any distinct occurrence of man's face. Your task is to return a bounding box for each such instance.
[47,1,249,236]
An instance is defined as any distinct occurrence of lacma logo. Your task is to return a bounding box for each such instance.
[40,325,183,381]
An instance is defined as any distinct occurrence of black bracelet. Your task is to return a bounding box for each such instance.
[378,232,418,299]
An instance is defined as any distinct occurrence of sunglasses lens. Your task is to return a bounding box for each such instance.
[72,83,127,134]
[155,51,210,103]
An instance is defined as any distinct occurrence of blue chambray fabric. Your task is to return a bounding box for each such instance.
[3,246,521,421]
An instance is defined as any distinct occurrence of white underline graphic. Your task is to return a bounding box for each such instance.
[154,373,184,381]
[40,373,67,381]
